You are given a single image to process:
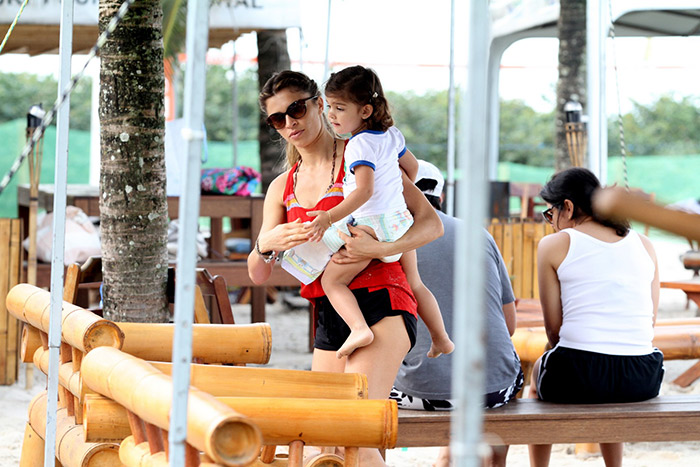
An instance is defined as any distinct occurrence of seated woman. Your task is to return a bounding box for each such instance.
[529,167,664,467]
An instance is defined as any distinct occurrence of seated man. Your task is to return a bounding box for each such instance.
[390,160,523,467]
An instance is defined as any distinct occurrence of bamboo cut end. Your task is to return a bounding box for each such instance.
[208,417,262,467]
[83,321,125,352]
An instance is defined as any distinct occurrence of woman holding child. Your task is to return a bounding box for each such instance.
[247,69,442,465]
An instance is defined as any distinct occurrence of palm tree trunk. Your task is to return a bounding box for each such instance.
[556,0,587,170]
[257,29,291,191]
[99,0,169,322]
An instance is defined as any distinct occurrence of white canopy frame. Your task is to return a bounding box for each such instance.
[485,0,700,182]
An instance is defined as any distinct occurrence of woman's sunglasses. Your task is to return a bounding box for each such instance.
[266,95,318,129]
[542,207,555,224]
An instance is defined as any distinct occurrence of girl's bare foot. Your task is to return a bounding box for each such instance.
[427,334,455,358]
[337,328,374,358]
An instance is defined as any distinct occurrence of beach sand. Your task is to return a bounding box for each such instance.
[1,235,699,466]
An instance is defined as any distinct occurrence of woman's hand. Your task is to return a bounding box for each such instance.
[331,225,384,264]
[258,218,312,252]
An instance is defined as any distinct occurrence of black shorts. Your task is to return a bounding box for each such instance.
[313,288,417,352]
[537,346,664,404]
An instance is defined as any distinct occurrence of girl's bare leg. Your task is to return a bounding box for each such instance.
[400,250,454,357]
[527,356,552,467]
[322,259,373,359]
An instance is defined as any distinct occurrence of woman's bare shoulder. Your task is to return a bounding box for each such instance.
[538,231,571,262]
[266,170,291,200]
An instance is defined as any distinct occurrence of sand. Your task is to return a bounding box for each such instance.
[1,235,699,466]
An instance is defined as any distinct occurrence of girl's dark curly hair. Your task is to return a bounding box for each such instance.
[324,65,393,132]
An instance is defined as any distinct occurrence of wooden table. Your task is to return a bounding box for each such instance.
[17,184,299,323]
[661,280,700,314]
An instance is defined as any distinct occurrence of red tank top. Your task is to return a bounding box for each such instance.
[283,157,417,316]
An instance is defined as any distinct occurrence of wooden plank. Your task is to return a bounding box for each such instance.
[7,220,21,383]
[502,222,513,279]
[0,219,10,384]
[521,222,536,299]
[491,222,503,257]
[396,395,700,447]
[512,223,523,298]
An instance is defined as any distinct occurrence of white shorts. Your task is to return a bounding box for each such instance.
[322,209,414,262]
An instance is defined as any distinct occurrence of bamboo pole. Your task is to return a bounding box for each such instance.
[80,347,261,466]
[19,422,45,467]
[150,362,367,399]
[117,322,271,364]
[513,325,700,363]
[33,347,82,401]
[84,394,397,449]
[27,391,121,467]
[593,187,700,242]
[6,284,124,352]
[21,323,43,363]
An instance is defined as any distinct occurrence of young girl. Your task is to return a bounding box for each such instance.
[306,65,454,359]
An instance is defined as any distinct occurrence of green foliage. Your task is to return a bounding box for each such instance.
[387,89,449,167]
[499,99,555,167]
[202,67,260,142]
[0,72,93,131]
[608,94,700,157]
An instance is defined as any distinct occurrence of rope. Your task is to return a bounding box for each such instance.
[607,0,629,190]
[0,0,30,54]
[0,0,136,197]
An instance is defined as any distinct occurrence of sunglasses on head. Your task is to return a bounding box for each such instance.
[266,95,318,129]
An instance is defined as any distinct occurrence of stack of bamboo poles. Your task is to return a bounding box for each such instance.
[8,283,400,466]
[488,219,554,300]
[0,218,22,385]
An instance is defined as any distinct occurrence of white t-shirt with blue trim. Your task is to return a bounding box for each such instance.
[343,126,407,218]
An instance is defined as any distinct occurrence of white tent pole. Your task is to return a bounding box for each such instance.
[445,0,456,216]
[587,0,607,181]
[168,0,209,463]
[451,0,489,465]
[323,0,332,82]
[89,60,100,186]
[45,0,73,464]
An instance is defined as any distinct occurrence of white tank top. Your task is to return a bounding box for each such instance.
[557,228,655,355]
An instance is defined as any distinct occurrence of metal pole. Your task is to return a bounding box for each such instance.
[446,0,456,216]
[451,1,489,466]
[45,0,73,464]
[231,39,239,167]
[168,0,209,464]
[587,0,607,181]
[323,0,332,82]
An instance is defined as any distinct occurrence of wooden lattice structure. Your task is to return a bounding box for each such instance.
[488,219,554,300]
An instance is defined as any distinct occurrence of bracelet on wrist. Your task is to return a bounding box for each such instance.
[255,238,277,263]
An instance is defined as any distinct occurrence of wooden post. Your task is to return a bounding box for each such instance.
[260,445,277,463]
[1,218,22,385]
[287,440,304,467]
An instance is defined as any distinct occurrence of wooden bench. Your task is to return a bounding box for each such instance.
[396,395,700,447]
[661,280,700,314]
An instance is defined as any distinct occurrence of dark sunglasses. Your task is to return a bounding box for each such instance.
[266,95,318,129]
[542,207,555,223]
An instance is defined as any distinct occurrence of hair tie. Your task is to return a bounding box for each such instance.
[372,92,378,99]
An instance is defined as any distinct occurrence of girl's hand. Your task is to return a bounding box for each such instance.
[259,219,313,252]
[306,210,332,242]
